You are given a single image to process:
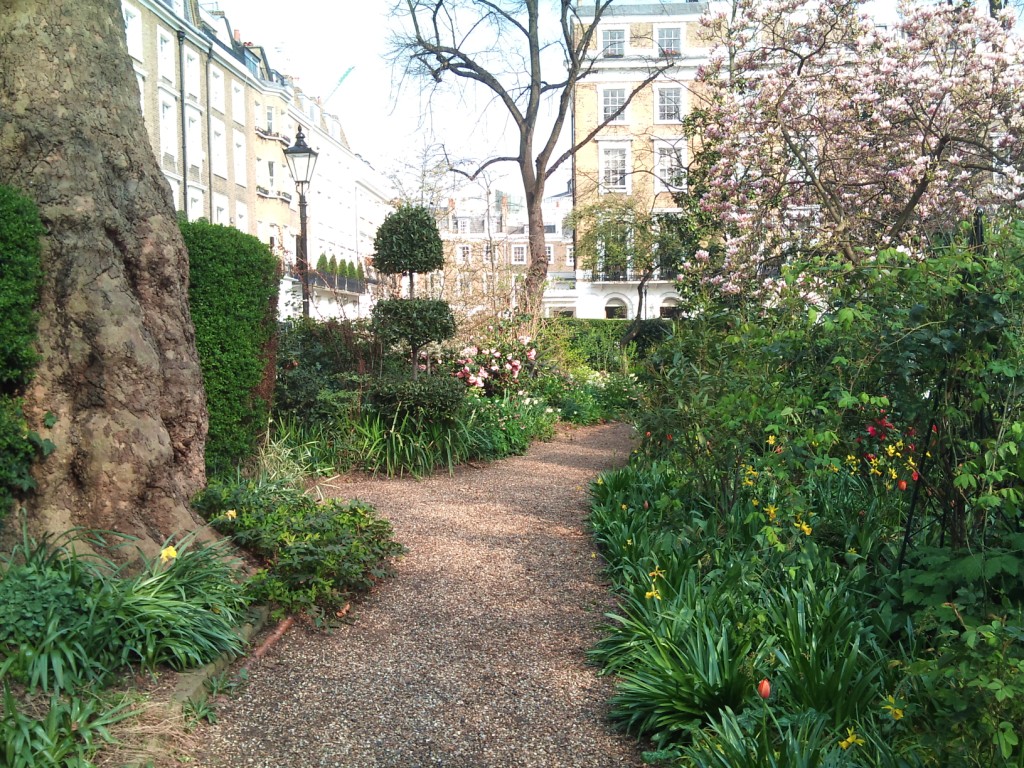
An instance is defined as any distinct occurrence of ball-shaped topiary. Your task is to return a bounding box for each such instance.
[372,204,443,276]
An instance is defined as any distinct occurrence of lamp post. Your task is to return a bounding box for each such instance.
[284,126,319,317]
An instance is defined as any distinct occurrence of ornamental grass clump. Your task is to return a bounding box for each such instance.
[0,524,249,768]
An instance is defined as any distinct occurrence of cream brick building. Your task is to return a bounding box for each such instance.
[121,0,392,319]
[566,1,711,320]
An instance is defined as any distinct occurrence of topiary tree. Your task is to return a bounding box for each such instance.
[372,204,443,298]
[371,204,454,382]
[316,253,329,275]
[328,254,338,277]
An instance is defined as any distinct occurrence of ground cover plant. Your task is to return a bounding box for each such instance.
[193,476,406,621]
[589,222,1024,766]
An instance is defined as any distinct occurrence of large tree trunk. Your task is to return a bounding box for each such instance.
[0,0,208,558]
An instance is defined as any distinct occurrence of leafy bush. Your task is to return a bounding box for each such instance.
[193,477,405,619]
[182,219,279,476]
[0,186,44,394]
[274,317,375,427]
[0,186,44,526]
[368,372,465,422]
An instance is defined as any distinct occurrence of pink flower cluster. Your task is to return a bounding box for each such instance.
[451,333,537,395]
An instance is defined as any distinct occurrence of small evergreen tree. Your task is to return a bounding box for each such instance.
[371,205,453,379]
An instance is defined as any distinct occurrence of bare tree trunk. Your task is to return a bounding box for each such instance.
[0,0,208,558]
[523,181,549,312]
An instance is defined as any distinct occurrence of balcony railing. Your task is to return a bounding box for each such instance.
[591,268,680,283]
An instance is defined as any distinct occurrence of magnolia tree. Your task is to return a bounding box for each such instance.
[693,0,1024,283]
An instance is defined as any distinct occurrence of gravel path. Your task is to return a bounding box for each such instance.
[196,422,645,768]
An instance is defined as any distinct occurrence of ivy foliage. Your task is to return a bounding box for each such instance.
[182,219,279,477]
[0,186,44,526]
[372,204,443,276]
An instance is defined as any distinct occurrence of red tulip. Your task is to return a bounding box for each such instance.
[757,678,771,699]
[898,480,908,491]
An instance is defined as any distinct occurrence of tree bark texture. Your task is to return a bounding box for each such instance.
[0,0,208,557]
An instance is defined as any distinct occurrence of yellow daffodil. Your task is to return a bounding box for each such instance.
[649,567,666,579]
[765,504,778,521]
[839,728,866,750]
[160,545,178,563]
[795,520,813,536]
[767,434,776,446]
[225,509,237,520]
[645,587,662,600]
[882,695,904,721]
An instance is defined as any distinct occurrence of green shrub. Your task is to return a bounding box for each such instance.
[182,219,279,476]
[194,477,405,619]
[0,186,44,393]
[368,373,465,422]
[0,186,44,526]
[274,318,374,427]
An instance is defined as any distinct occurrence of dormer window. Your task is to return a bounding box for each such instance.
[602,29,625,58]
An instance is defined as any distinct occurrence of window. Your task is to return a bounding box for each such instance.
[457,218,468,234]
[458,244,471,263]
[266,159,275,190]
[213,193,229,226]
[512,245,527,264]
[122,3,143,61]
[185,106,202,171]
[602,28,625,58]
[159,95,177,157]
[187,186,204,222]
[605,300,627,319]
[657,87,682,122]
[265,105,274,133]
[231,81,245,123]
[600,144,629,193]
[235,201,248,233]
[484,243,494,263]
[545,245,554,264]
[655,143,686,192]
[165,177,181,210]
[657,27,682,57]
[602,88,626,123]
[210,67,225,113]
[185,49,200,101]
[233,129,246,184]
[157,28,175,84]
[211,118,227,178]
[566,245,576,268]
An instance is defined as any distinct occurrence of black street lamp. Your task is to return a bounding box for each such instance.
[283,126,319,317]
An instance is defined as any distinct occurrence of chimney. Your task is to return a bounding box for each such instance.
[234,28,241,42]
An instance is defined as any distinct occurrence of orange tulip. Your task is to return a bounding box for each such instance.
[757,678,771,699]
